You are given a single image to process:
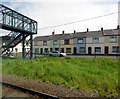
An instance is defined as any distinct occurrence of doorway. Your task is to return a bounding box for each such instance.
[74,47,77,54]
[40,48,43,54]
[88,47,92,54]
[105,46,109,55]
[61,48,64,53]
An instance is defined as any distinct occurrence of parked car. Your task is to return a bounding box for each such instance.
[42,51,50,55]
[49,51,66,57]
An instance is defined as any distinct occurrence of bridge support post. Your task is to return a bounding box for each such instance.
[30,34,33,59]
[22,34,25,59]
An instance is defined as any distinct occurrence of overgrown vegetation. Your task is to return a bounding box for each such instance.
[2,56,119,97]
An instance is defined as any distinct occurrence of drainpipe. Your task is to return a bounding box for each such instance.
[52,30,55,51]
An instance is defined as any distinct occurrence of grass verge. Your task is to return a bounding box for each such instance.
[2,56,119,97]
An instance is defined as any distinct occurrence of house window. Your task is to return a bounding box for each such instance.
[54,40,57,45]
[43,41,47,46]
[79,47,85,53]
[112,46,119,52]
[64,39,70,45]
[95,47,101,53]
[66,48,71,53]
[44,48,48,52]
[40,48,43,54]
[110,36,117,42]
[61,48,64,53]
[50,48,53,52]
[93,38,99,43]
[55,48,59,51]
[78,38,84,43]
[34,41,38,46]
[35,48,39,54]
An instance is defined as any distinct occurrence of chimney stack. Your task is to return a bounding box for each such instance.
[62,30,65,34]
[87,28,89,32]
[74,30,76,33]
[101,27,103,32]
[117,25,119,29]
[52,31,55,35]
[101,27,104,34]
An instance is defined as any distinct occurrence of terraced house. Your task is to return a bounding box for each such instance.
[59,31,74,54]
[33,26,120,55]
[103,27,120,55]
[33,36,50,54]
[50,32,61,52]
[73,30,86,54]
[86,28,104,55]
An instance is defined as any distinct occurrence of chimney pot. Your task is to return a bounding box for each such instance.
[101,27,103,32]
[74,30,76,33]
[117,25,119,29]
[62,30,65,34]
[52,31,55,35]
[87,28,89,32]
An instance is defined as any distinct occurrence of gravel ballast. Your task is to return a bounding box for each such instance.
[2,74,99,98]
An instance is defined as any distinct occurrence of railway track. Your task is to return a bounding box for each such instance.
[0,81,61,99]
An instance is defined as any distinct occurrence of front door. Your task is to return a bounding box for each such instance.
[40,48,43,54]
[74,47,77,54]
[105,46,109,55]
[88,47,92,55]
[50,48,53,52]
[55,48,59,51]
[61,48,64,53]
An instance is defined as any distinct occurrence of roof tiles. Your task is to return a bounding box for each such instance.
[33,28,120,41]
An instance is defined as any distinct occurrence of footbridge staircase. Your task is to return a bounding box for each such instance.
[0,4,37,59]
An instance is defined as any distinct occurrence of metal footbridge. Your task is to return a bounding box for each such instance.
[0,4,37,59]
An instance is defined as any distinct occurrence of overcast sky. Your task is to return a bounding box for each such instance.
[0,0,120,37]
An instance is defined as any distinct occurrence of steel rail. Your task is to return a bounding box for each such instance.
[0,81,62,99]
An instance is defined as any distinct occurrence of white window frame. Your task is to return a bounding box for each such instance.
[95,47,101,53]
[35,48,39,54]
[34,41,38,46]
[79,47,85,53]
[66,48,71,53]
[110,36,117,42]
[78,38,83,44]
[43,41,47,46]
[112,46,119,52]
[54,40,57,45]
[93,38,99,43]
[64,39,70,45]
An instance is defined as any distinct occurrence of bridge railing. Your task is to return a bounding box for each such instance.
[0,4,37,34]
